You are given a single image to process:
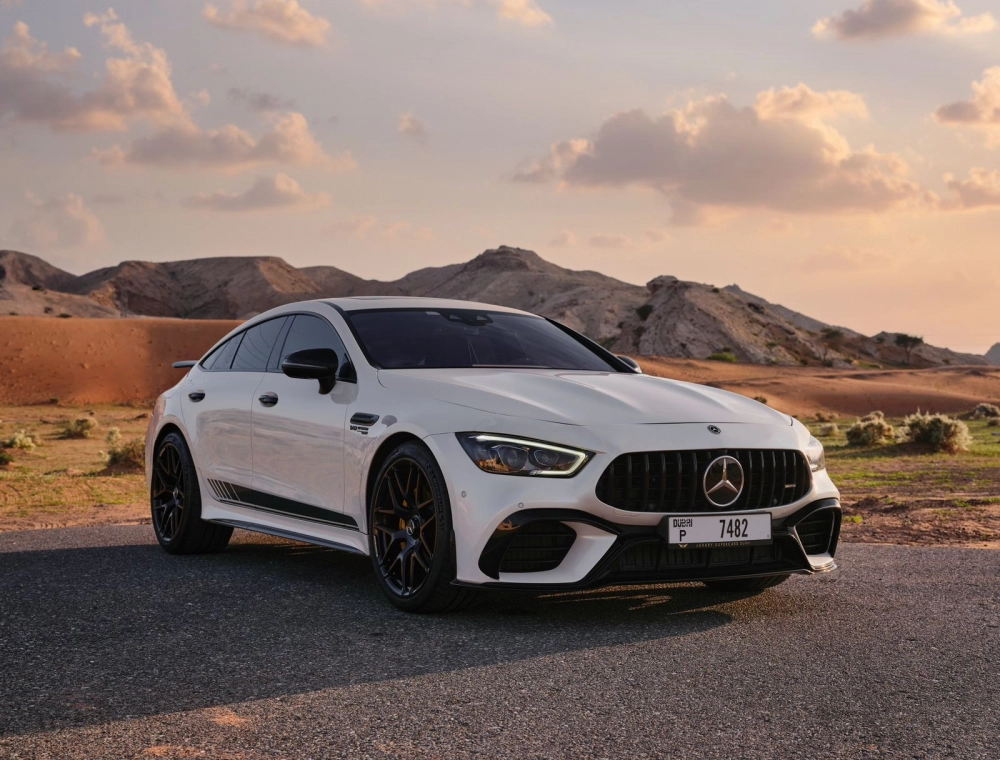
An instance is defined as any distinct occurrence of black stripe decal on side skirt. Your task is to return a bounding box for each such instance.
[206,478,359,530]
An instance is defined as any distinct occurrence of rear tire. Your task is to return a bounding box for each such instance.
[368,441,477,613]
[703,574,790,592]
[151,431,233,555]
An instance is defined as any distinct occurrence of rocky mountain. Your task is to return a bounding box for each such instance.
[987,343,1000,366]
[0,246,989,367]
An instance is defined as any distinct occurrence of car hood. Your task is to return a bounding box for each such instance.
[377,369,790,426]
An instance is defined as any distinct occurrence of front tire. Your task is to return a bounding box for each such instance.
[702,574,789,592]
[368,441,476,613]
[151,431,232,555]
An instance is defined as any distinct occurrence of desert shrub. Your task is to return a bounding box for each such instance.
[970,403,1000,419]
[753,395,768,405]
[3,430,37,450]
[988,418,1000,428]
[708,351,738,363]
[860,411,885,422]
[818,423,839,437]
[49,397,60,405]
[0,450,13,466]
[814,411,836,423]
[846,417,895,447]
[104,436,146,470]
[900,412,972,454]
[105,427,122,446]
[62,417,98,439]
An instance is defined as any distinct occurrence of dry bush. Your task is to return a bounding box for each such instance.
[970,403,1000,419]
[818,423,839,437]
[753,395,768,405]
[62,417,98,439]
[900,412,972,454]
[988,418,1000,428]
[814,411,836,423]
[104,432,145,470]
[846,416,895,447]
[0,449,13,467]
[3,430,37,450]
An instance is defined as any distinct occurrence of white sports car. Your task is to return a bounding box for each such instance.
[147,298,841,612]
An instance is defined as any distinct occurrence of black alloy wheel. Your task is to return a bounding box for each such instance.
[151,441,186,541]
[368,441,476,613]
[150,431,232,555]
[372,457,438,598]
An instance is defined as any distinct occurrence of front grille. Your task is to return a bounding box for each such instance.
[498,521,576,573]
[795,510,836,554]
[595,449,811,513]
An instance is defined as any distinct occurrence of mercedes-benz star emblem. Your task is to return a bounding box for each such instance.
[703,455,744,508]
[708,425,721,435]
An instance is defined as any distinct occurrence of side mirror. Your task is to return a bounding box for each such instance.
[617,355,642,374]
[281,349,340,394]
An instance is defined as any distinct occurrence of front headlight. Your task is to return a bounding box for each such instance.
[804,435,826,472]
[456,433,592,477]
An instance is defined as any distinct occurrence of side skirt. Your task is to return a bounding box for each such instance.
[209,518,366,556]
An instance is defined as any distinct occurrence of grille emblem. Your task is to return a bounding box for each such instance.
[708,425,721,435]
[703,455,744,508]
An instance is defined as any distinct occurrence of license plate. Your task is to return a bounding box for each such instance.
[665,513,771,548]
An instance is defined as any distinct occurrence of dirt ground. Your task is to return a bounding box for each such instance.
[2,403,999,550]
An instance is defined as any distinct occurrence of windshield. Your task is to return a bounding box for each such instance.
[346,309,621,371]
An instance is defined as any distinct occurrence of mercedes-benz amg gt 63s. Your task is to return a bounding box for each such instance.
[147,297,842,612]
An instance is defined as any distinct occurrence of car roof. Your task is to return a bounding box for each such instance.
[323,296,535,315]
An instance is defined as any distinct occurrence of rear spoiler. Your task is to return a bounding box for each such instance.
[172,361,197,369]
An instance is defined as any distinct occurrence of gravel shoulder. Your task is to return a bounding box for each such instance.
[1,526,998,759]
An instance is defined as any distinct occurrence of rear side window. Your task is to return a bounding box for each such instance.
[202,334,243,371]
[277,314,352,377]
[231,317,287,372]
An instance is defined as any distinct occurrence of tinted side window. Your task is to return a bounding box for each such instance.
[231,317,287,372]
[202,334,243,371]
[278,315,352,378]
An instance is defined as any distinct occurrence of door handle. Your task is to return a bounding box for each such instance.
[258,392,279,407]
[188,391,206,402]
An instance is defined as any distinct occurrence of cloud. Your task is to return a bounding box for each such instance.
[0,13,188,132]
[493,0,552,27]
[803,245,897,272]
[589,233,632,249]
[644,229,670,243]
[397,111,427,143]
[754,84,868,122]
[182,173,330,212]
[0,1,23,8]
[203,0,331,47]
[362,0,552,27]
[813,0,996,40]
[8,192,105,250]
[327,214,433,241]
[548,229,578,247]
[228,87,297,112]
[514,86,928,222]
[96,111,355,171]
[934,67,1000,144]
[942,168,1000,209]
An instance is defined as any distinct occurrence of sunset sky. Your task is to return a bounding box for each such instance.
[1,0,999,353]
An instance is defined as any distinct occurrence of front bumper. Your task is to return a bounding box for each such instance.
[466,498,840,590]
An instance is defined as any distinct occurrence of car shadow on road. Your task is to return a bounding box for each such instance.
[0,527,803,736]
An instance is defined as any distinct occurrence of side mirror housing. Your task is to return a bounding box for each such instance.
[281,349,340,394]
[617,355,642,374]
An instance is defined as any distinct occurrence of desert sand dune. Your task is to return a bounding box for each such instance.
[1,317,998,414]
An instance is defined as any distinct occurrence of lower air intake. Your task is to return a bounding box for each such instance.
[498,521,576,574]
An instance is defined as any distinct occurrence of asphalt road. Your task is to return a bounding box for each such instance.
[0,527,997,759]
